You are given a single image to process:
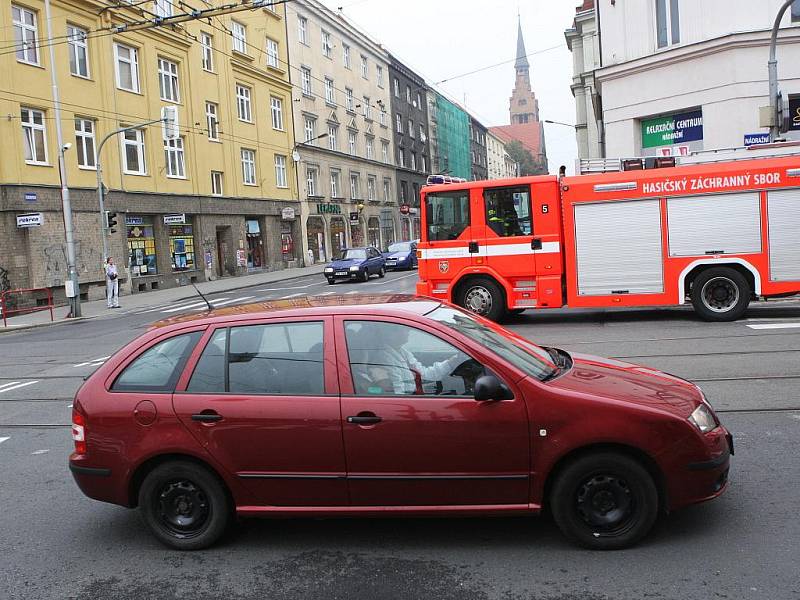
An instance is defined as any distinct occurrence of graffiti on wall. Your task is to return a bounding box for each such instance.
[43,242,103,284]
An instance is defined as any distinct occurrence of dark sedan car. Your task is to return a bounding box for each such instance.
[383,241,418,270]
[70,295,732,551]
[324,247,386,283]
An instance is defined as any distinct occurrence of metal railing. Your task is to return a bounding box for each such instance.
[1,288,54,327]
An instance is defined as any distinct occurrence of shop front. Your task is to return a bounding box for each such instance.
[349,211,364,247]
[166,215,196,273]
[367,216,381,249]
[126,216,157,278]
[380,208,396,250]
[330,216,347,258]
[307,216,326,263]
[246,218,264,270]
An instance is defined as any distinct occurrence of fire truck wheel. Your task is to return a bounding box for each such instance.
[690,268,750,321]
[458,278,506,322]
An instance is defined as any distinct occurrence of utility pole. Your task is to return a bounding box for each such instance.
[44,0,80,316]
[769,0,795,142]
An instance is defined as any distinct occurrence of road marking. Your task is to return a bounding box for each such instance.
[0,381,39,394]
[281,293,305,299]
[160,300,217,314]
[0,437,9,445]
[370,272,419,285]
[73,356,110,368]
[745,317,800,322]
[317,291,336,296]
[202,296,255,308]
[142,297,230,314]
[346,290,360,295]
[746,323,800,330]
[31,449,50,455]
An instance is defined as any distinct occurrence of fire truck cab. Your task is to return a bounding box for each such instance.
[416,155,800,321]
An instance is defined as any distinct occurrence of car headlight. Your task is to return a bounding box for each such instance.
[324,267,334,273]
[350,266,360,271]
[688,404,717,433]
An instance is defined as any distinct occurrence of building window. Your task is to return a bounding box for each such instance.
[421,154,427,173]
[298,15,308,45]
[401,181,408,203]
[231,20,247,53]
[236,84,252,122]
[266,37,279,68]
[164,137,186,178]
[304,117,316,142]
[270,96,284,130]
[330,170,340,197]
[114,43,140,92]
[154,0,172,18]
[360,55,368,78]
[168,221,194,272]
[381,141,389,163]
[121,129,146,175]
[350,173,360,199]
[397,147,405,168]
[655,0,680,48]
[127,217,157,276]
[406,85,412,104]
[342,43,351,68]
[306,167,318,196]
[408,119,415,138]
[200,32,214,71]
[321,30,332,58]
[416,92,422,109]
[383,179,390,202]
[67,25,89,78]
[74,118,96,168]
[363,96,372,120]
[274,154,287,188]
[206,101,219,140]
[379,109,387,126]
[396,113,402,134]
[241,148,256,185]
[158,57,180,102]
[367,176,376,201]
[12,5,38,65]
[301,67,312,95]
[345,87,354,111]
[324,77,335,104]
[376,65,384,87]
[21,107,47,164]
[348,130,357,155]
[365,136,374,160]
[393,77,399,98]
[419,124,426,141]
[211,171,223,196]
[328,124,338,150]
[411,152,417,171]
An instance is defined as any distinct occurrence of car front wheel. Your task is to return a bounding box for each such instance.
[550,453,658,550]
[378,266,386,278]
[139,461,230,551]
[360,269,369,282]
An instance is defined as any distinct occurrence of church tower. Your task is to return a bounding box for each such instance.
[509,18,540,125]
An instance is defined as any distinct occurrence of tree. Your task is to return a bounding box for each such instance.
[506,140,544,176]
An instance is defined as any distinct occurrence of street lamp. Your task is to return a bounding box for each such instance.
[544,119,578,128]
[768,0,795,141]
[291,132,329,161]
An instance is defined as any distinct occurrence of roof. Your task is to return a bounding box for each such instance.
[515,18,529,70]
[489,123,545,160]
[151,294,441,329]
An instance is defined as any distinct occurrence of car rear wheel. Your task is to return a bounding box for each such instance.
[550,453,658,550]
[457,278,506,322]
[378,266,386,278]
[139,461,230,551]
[690,267,750,321]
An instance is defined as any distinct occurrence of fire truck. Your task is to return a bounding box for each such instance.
[416,148,800,321]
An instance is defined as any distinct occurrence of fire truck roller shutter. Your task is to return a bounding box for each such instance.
[667,192,761,257]
[574,199,664,296]
[766,189,800,282]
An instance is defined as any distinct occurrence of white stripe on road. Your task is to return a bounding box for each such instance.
[369,272,419,286]
[0,437,9,445]
[73,356,110,368]
[191,296,255,310]
[281,293,305,299]
[160,301,216,314]
[317,291,336,296]
[0,380,39,394]
[142,297,230,314]
[746,323,800,330]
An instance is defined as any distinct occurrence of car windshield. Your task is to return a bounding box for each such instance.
[340,249,367,260]
[388,242,411,252]
[427,306,558,381]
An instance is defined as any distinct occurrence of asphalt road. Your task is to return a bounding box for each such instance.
[1,270,799,600]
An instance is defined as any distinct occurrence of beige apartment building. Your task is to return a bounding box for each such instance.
[486,131,518,179]
[0,0,299,302]
[286,0,397,262]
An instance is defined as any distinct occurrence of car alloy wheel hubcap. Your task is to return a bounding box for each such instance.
[465,286,492,315]
[157,479,210,537]
[701,277,739,313]
[576,474,634,532]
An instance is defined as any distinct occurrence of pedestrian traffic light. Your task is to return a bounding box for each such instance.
[105,211,118,234]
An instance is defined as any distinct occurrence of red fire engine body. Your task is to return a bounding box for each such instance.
[416,155,800,321]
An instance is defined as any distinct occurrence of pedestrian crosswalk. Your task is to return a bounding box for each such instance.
[0,381,39,395]
[134,296,256,315]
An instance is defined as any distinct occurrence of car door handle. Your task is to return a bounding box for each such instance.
[346,413,382,425]
[191,412,223,423]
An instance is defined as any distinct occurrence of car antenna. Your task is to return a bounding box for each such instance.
[192,283,214,312]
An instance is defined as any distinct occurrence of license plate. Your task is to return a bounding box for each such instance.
[335,271,348,276]
[387,261,396,265]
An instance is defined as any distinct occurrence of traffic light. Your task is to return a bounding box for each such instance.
[105,211,118,234]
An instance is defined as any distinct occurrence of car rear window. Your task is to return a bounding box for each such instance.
[112,331,202,393]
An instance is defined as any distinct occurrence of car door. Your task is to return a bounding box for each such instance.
[334,315,530,507]
[173,317,348,506]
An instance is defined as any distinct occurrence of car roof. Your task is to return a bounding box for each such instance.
[151,294,441,330]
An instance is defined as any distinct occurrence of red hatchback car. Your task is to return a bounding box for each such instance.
[69,295,732,551]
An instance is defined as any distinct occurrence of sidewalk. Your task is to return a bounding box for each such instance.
[0,264,326,333]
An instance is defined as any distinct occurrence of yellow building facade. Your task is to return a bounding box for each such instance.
[0,0,300,300]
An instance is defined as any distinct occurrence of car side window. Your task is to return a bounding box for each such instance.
[113,331,202,393]
[187,322,325,395]
[484,186,533,237]
[344,321,486,396]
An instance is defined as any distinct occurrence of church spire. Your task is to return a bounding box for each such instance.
[515,16,529,71]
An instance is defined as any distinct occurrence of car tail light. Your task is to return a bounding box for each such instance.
[72,407,86,455]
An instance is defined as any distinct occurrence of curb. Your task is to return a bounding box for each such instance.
[0,315,97,335]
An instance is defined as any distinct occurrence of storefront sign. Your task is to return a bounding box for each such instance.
[641,109,703,149]
[399,204,411,215]
[281,207,296,220]
[744,133,770,147]
[349,211,360,224]
[125,216,144,226]
[16,213,43,228]
[790,96,800,131]
[24,192,37,203]
[316,203,341,214]
[163,213,186,225]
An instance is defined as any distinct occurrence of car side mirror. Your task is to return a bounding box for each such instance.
[474,375,512,402]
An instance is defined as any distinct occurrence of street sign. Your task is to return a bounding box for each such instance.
[163,214,186,225]
[399,204,411,215]
[349,211,360,224]
[744,133,770,147]
[125,216,144,226]
[641,109,703,149]
[789,96,800,131]
[24,192,37,203]
[16,213,43,228]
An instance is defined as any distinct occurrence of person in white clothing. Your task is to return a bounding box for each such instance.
[105,257,120,308]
